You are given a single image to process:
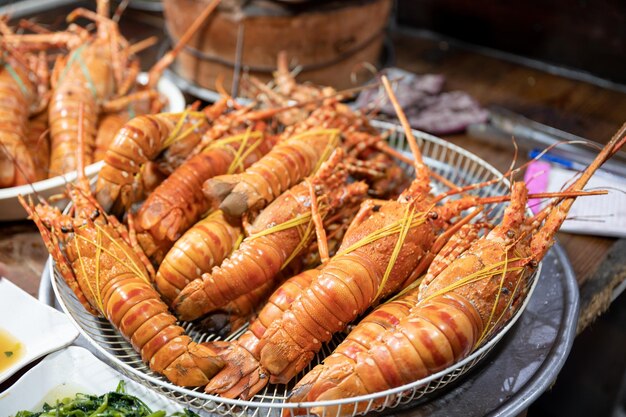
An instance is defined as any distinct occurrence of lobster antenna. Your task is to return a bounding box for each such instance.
[529,122,626,259]
[480,189,607,204]
[148,0,222,87]
[507,136,520,190]
[77,102,87,183]
[0,17,14,35]
[127,36,158,56]
[241,76,406,124]
[381,75,424,169]
[97,0,110,19]
[112,0,130,23]
[431,138,611,205]
[18,19,52,34]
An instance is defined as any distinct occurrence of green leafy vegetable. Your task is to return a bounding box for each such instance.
[4,351,13,357]
[13,381,200,417]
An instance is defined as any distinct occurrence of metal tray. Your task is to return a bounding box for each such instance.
[47,124,535,417]
[39,242,578,417]
[38,119,579,416]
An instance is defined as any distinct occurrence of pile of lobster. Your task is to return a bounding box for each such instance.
[0,0,220,188]
[19,33,625,417]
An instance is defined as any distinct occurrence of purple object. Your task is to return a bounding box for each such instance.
[407,91,489,135]
[355,68,445,113]
[356,67,488,135]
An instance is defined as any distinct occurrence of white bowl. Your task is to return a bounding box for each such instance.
[0,278,78,385]
[0,346,185,416]
[0,74,185,221]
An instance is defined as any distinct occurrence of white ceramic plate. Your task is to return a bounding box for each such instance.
[0,346,185,416]
[0,74,185,222]
[0,278,78,385]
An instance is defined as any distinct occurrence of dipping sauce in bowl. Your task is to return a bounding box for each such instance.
[0,328,24,372]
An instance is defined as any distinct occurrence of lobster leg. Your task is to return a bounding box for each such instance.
[102,90,158,113]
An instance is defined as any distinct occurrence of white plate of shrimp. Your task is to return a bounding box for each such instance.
[0,74,184,222]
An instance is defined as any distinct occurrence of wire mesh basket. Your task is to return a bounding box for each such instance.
[52,121,540,417]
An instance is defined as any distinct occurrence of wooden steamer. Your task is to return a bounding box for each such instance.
[163,0,392,95]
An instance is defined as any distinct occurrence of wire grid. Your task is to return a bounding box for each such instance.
[52,121,540,417]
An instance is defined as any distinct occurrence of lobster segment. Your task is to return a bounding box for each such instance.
[135,129,277,264]
[96,109,212,212]
[173,148,368,321]
[0,44,46,186]
[205,128,341,217]
[204,268,320,398]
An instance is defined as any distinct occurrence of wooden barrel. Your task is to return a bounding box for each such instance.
[163,0,392,95]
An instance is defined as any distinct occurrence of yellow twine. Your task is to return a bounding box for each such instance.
[246,198,330,270]
[230,136,265,174]
[203,131,264,152]
[94,226,104,314]
[476,257,526,347]
[200,130,265,175]
[312,131,341,175]
[386,274,425,303]
[335,212,427,258]
[281,217,317,269]
[247,212,314,240]
[288,128,341,143]
[162,109,194,150]
[419,259,523,305]
[73,232,102,314]
[226,128,252,175]
[375,206,417,300]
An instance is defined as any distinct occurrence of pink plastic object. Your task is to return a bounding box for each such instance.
[524,161,551,214]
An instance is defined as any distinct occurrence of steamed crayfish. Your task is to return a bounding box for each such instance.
[20,46,626,417]
[20,110,224,386]
[0,0,220,187]
[286,123,625,415]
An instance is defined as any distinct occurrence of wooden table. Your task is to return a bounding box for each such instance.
[1,7,625,406]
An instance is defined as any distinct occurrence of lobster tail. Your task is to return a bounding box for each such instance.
[173,153,367,322]
[287,294,485,416]
[198,280,276,337]
[96,113,209,212]
[137,130,275,265]
[209,130,338,217]
[204,341,269,399]
[101,267,225,386]
[156,210,242,305]
[161,341,224,387]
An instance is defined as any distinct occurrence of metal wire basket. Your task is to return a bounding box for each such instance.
[51,121,540,417]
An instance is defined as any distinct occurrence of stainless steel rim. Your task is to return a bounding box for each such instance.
[52,121,540,417]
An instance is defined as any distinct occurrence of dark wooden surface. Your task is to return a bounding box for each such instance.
[396,0,626,84]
